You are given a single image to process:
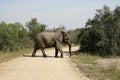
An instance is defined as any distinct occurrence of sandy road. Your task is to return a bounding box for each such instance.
[0,46,90,80]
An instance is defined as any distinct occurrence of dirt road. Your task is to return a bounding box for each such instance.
[0,46,90,80]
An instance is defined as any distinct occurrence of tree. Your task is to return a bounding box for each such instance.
[26,18,47,40]
[55,25,66,31]
[79,5,120,56]
[68,28,81,44]
[0,21,32,52]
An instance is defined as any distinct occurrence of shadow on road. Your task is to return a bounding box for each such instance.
[23,54,70,58]
[23,54,54,58]
[63,51,76,53]
[23,50,77,58]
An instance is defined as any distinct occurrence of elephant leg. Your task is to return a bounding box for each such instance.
[41,49,47,58]
[32,43,39,57]
[56,41,63,58]
[32,47,38,57]
[55,47,59,58]
[59,49,63,58]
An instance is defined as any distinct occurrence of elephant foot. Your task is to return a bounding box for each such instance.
[43,56,47,58]
[43,54,47,58]
[60,55,63,58]
[32,54,35,57]
[54,56,59,58]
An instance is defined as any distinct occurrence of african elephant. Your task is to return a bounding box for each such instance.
[32,30,71,58]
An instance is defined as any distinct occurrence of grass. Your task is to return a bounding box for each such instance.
[72,52,120,80]
[0,48,33,63]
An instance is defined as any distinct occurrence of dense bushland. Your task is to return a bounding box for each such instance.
[0,18,47,52]
[78,5,120,56]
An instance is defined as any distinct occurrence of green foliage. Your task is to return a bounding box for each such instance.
[0,21,33,52]
[0,18,47,52]
[0,17,50,52]
[79,5,120,56]
[68,28,81,44]
[55,25,66,31]
[26,18,47,40]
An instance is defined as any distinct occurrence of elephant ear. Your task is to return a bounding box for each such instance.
[62,31,70,43]
[56,30,64,43]
[56,30,70,43]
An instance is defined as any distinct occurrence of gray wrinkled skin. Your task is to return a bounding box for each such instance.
[32,30,71,58]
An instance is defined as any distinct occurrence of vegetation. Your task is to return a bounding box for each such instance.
[0,48,33,63]
[70,5,120,80]
[78,5,120,56]
[72,53,120,80]
[0,18,46,52]
[68,28,81,44]
[26,18,47,40]
[0,21,32,52]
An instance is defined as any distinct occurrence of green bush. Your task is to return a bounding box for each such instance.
[0,21,33,52]
[78,5,120,56]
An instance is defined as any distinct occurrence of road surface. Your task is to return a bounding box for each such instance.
[0,46,90,80]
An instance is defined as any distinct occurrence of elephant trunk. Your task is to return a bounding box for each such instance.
[68,43,71,57]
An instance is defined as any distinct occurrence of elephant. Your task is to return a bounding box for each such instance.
[32,30,71,58]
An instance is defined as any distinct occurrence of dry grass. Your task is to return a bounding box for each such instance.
[72,53,120,80]
[0,48,33,63]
